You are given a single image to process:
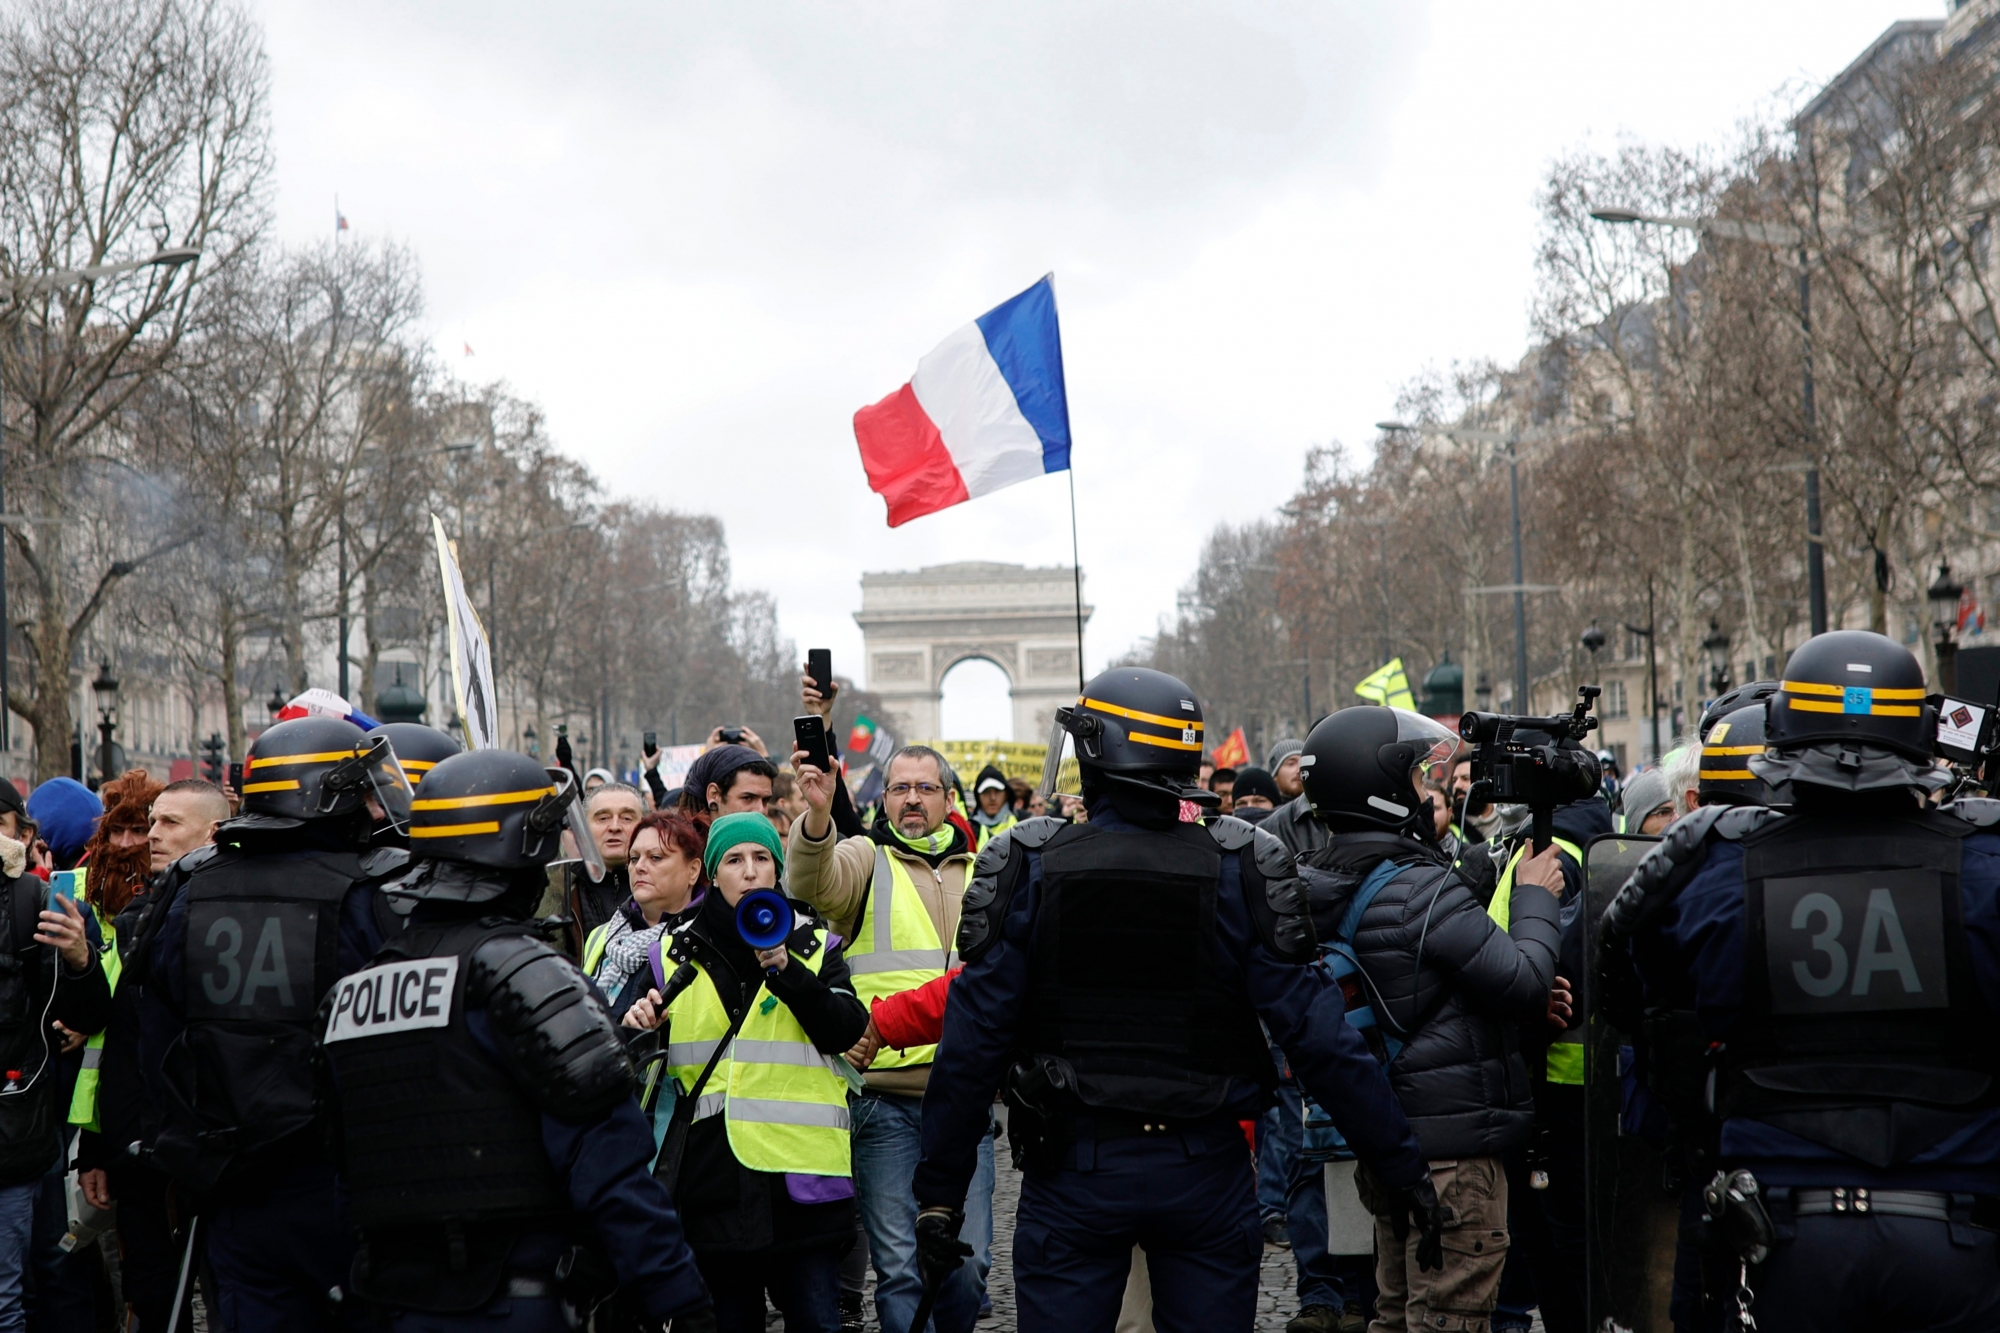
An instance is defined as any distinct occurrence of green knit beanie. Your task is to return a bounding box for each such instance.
[704,811,785,879]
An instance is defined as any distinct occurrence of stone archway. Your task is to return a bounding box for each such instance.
[854,562,1091,742]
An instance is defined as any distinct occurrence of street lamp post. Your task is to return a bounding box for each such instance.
[90,662,118,787]
[1702,620,1734,699]
[1622,579,1664,763]
[0,247,201,764]
[1379,421,1550,709]
[1588,207,1827,637]
[1928,560,1966,695]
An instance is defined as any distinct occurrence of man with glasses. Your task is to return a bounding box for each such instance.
[788,744,996,1333]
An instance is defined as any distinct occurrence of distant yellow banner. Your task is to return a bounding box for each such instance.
[911,739,1080,793]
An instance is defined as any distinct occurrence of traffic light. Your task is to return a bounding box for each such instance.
[201,733,225,784]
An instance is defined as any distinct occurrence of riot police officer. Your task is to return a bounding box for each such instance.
[318,749,713,1331]
[134,716,416,1331]
[1605,630,2000,1330]
[912,668,1438,1333]
[376,721,464,790]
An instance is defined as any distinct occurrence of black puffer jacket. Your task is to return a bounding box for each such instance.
[1301,831,1560,1159]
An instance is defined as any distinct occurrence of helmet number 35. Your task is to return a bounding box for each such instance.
[1762,872,1948,1015]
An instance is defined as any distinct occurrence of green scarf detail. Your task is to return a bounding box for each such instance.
[887,823,956,856]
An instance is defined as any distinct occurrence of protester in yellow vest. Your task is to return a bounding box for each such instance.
[968,765,1018,852]
[70,775,224,1333]
[786,740,998,1333]
[623,810,866,1330]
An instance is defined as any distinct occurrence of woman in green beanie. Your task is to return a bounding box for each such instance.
[624,809,868,1332]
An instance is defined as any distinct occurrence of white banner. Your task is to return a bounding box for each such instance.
[432,513,499,750]
[657,743,704,789]
[323,956,458,1042]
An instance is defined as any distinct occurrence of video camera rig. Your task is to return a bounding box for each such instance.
[1460,685,1603,853]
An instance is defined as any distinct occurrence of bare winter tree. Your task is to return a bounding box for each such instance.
[0,0,269,779]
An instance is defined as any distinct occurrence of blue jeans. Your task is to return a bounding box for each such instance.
[1286,1161,1374,1317]
[29,1157,94,1332]
[0,1180,34,1333]
[1256,1072,1303,1224]
[851,1091,995,1333]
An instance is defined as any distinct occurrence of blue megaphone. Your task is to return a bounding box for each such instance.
[735,889,794,966]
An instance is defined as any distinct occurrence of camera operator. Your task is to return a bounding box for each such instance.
[1295,707,1566,1333]
[1476,721,1612,1333]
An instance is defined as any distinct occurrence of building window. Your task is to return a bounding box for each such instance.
[1602,679,1629,719]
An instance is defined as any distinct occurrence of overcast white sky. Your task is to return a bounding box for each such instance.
[256,0,1928,737]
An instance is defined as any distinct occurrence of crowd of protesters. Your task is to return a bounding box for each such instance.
[0,656,1741,1333]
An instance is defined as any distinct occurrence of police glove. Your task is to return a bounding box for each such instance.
[1388,1175,1445,1273]
[914,1205,973,1287]
[666,1304,717,1333]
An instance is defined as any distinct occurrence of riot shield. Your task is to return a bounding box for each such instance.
[1581,832,1678,1333]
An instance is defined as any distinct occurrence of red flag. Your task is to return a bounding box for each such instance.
[1211,727,1249,769]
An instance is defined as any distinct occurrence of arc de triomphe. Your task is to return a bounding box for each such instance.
[854,562,1091,742]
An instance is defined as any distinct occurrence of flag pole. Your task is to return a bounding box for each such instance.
[1067,466,1085,694]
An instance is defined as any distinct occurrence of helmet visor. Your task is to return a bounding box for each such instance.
[542,766,605,883]
[363,735,416,834]
[1037,711,1076,803]
[1389,708,1462,793]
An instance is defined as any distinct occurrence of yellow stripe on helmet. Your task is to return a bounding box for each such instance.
[1787,698,1922,717]
[1699,768,1757,781]
[409,820,502,838]
[1080,698,1204,733]
[409,786,554,812]
[248,750,360,770]
[1702,744,1764,756]
[1782,680,1926,700]
[239,779,301,794]
[1126,731,1203,751]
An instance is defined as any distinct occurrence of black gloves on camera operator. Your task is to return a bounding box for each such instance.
[1390,1176,1446,1273]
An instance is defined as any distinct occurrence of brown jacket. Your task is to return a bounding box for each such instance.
[785,819,973,1095]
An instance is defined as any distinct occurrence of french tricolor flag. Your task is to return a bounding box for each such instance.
[853,275,1071,527]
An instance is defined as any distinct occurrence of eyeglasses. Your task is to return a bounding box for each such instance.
[887,782,945,799]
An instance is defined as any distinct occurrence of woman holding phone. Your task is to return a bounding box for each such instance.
[623,812,866,1333]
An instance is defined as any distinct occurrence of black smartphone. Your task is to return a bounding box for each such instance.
[793,715,833,771]
[806,648,833,700]
[228,761,243,790]
[719,726,745,745]
[643,730,658,756]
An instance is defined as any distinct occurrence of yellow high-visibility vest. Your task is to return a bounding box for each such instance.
[1491,837,1586,1086]
[975,811,1019,852]
[845,846,959,1070]
[67,905,117,1132]
[664,926,852,1178]
[582,920,612,978]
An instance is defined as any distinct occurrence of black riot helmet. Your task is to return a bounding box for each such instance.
[1040,667,1211,805]
[1764,631,1934,762]
[1298,706,1459,841]
[1699,680,1779,741]
[1698,700,1787,808]
[239,716,414,834]
[403,750,604,899]
[374,723,462,788]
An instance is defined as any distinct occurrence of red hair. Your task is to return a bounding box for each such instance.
[632,810,704,863]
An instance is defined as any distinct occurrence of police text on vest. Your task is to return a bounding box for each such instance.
[323,957,458,1041]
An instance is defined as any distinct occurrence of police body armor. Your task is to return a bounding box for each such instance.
[154,838,377,1194]
[1725,806,1997,1166]
[322,917,570,1313]
[1020,821,1276,1120]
